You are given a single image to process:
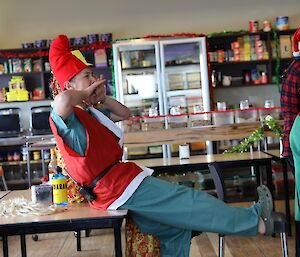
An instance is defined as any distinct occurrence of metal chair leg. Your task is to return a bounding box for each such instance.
[1,176,8,191]
[219,234,225,257]
[280,232,289,257]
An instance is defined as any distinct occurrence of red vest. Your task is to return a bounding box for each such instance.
[49,107,143,209]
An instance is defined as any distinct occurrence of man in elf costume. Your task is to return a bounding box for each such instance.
[284,27,300,257]
[49,34,274,257]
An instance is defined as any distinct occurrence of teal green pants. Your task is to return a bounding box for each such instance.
[121,176,261,257]
[289,115,300,221]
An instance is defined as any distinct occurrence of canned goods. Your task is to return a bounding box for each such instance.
[276,16,289,31]
[33,151,41,160]
[263,21,272,32]
[249,20,259,33]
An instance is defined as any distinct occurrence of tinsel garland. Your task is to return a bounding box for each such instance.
[0,41,111,59]
[224,115,282,153]
[272,29,281,92]
[207,30,248,38]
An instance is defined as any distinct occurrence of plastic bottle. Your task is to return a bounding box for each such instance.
[52,166,68,207]
[48,148,57,183]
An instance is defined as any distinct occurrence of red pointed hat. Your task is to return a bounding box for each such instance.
[49,35,88,90]
[293,27,300,57]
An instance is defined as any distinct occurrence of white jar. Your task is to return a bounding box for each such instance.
[179,144,190,159]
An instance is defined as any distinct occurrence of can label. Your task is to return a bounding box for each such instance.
[249,20,259,33]
[263,21,272,32]
[276,16,289,30]
[52,178,67,205]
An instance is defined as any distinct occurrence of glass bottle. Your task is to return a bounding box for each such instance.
[48,148,57,183]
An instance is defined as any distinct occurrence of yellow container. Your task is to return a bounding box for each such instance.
[52,175,68,206]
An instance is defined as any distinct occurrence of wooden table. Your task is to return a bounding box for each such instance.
[133,151,273,190]
[0,190,127,257]
[133,151,280,217]
[263,149,292,236]
[0,191,9,199]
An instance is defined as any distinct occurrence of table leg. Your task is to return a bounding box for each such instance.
[114,227,122,257]
[2,235,8,257]
[254,165,261,185]
[265,160,275,211]
[282,159,292,236]
[76,230,81,251]
[26,149,31,189]
[20,235,27,257]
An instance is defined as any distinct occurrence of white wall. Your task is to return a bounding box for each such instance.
[0,0,298,108]
[0,0,299,48]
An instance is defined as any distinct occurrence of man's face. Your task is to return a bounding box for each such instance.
[70,68,96,90]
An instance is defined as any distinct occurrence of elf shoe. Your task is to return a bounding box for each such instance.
[257,185,274,236]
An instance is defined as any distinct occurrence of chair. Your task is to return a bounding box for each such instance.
[0,165,8,191]
[208,162,288,257]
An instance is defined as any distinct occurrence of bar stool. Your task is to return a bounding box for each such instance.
[208,162,289,257]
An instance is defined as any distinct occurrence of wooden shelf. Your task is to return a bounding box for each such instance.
[1,159,49,166]
[210,60,269,66]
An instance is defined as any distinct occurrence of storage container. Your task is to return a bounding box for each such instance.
[141,116,165,131]
[188,112,212,127]
[234,108,258,123]
[123,117,141,133]
[258,107,281,121]
[168,114,188,128]
[212,110,234,126]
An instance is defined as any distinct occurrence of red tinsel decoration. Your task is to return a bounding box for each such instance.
[143,33,206,39]
[0,41,111,59]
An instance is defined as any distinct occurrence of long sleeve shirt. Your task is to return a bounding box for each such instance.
[280,59,300,157]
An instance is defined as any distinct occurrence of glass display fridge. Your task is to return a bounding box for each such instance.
[113,37,211,158]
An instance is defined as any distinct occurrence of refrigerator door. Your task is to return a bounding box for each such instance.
[113,40,163,117]
[159,37,210,117]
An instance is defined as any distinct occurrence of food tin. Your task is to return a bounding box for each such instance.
[249,20,259,33]
[276,16,289,30]
[263,21,272,32]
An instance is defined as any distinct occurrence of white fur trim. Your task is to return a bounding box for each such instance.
[107,167,154,210]
[293,52,300,57]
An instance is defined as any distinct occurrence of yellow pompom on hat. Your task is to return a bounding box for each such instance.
[71,50,92,66]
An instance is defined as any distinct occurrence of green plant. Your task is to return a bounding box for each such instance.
[224,115,282,153]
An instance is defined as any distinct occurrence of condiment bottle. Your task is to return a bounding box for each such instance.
[52,166,68,207]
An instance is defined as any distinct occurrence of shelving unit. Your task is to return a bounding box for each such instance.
[0,41,113,189]
[207,29,296,89]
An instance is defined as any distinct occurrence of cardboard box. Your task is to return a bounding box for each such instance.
[279,35,292,58]
[94,49,107,67]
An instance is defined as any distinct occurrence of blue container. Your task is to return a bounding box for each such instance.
[276,16,289,31]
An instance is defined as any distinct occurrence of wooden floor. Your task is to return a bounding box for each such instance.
[0,200,296,257]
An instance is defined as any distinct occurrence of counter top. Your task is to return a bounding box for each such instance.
[0,134,54,146]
